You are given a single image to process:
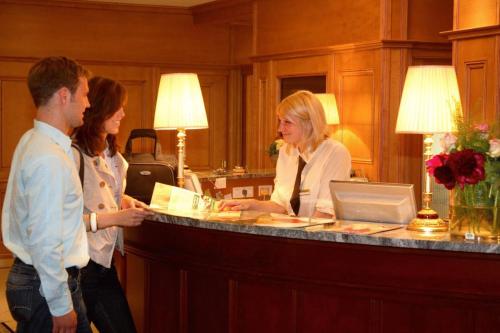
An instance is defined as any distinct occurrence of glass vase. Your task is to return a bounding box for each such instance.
[449,182,499,240]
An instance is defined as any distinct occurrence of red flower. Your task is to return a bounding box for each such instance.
[426,154,456,190]
[447,149,486,188]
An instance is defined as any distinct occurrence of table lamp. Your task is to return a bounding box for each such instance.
[396,65,462,232]
[154,73,208,188]
[315,93,340,125]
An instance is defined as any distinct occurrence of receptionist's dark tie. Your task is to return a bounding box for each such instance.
[290,156,306,216]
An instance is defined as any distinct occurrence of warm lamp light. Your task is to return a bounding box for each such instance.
[154,73,208,188]
[396,65,462,232]
[315,93,340,125]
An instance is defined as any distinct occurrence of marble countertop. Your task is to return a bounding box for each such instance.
[194,169,275,180]
[149,209,500,255]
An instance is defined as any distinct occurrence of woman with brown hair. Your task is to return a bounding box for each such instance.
[73,76,152,333]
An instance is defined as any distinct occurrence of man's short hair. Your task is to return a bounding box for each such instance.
[27,56,90,108]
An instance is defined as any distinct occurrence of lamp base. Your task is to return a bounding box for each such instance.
[407,208,449,232]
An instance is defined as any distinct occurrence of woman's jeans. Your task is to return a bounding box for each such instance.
[80,259,137,333]
[6,258,91,333]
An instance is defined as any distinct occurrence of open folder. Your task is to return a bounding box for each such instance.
[149,182,241,219]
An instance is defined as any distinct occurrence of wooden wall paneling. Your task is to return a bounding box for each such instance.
[235,279,294,333]
[147,261,180,333]
[0,0,231,65]
[245,61,272,169]
[227,69,244,168]
[0,78,34,173]
[454,36,499,123]
[335,49,380,181]
[125,220,500,333]
[297,290,373,332]
[380,0,408,40]
[125,252,148,333]
[465,61,488,123]
[197,73,228,170]
[192,0,253,26]
[0,59,33,257]
[254,0,380,56]
[338,69,377,180]
[454,0,499,30]
[187,269,229,333]
[407,0,453,42]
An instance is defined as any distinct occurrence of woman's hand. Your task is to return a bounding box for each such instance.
[218,199,256,211]
[121,194,149,209]
[115,208,154,227]
[97,208,154,229]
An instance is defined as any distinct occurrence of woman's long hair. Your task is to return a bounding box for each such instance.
[73,76,127,157]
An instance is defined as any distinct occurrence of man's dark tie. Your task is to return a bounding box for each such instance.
[290,156,306,216]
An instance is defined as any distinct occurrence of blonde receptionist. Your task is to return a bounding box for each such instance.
[220,90,351,218]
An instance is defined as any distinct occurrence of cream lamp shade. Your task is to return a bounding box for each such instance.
[395,65,463,233]
[153,73,208,188]
[395,65,462,134]
[154,73,208,130]
[315,93,340,125]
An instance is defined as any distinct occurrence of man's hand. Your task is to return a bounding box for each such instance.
[52,310,77,333]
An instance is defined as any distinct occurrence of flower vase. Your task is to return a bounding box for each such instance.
[449,183,499,240]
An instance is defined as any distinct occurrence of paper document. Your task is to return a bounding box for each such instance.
[150,182,216,212]
[254,213,335,228]
[323,222,403,235]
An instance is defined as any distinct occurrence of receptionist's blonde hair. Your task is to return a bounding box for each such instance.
[276,90,329,156]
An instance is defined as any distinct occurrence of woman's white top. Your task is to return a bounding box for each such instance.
[270,138,351,217]
[73,147,128,268]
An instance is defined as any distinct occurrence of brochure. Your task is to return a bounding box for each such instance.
[254,213,335,228]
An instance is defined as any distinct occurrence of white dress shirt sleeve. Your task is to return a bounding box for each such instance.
[24,154,73,316]
[315,143,352,215]
[270,147,291,212]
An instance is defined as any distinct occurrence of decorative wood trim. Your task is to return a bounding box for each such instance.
[0,75,28,171]
[400,0,409,40]
[179,269,188,333]
[380,0,391,40]
[496,35,500,120]
[228,279,238,333]
[442,25,500,40]
[252,41,450,62]
[0,0,190,15]
[464,60,488,120]
[453,0,459,30]
[338,69,376,164]
[0,56,236,71]
[257,77,267,168]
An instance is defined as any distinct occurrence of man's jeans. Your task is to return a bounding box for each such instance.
[81,259,137,333]
[5,258,91,333]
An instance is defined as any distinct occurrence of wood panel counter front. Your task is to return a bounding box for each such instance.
[123,210,500,333]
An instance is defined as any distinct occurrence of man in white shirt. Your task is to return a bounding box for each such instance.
[2,57,92,333]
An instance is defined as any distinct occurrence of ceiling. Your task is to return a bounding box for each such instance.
[84,0,216,7]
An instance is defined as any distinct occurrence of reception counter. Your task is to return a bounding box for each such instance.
[123,210,500,333]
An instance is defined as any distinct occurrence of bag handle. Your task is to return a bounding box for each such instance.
[124,128,159,158]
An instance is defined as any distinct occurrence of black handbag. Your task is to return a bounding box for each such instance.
[123,129,177,204]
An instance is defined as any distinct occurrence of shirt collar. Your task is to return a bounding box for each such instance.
[34,120,72,154]
[295,139,328,164]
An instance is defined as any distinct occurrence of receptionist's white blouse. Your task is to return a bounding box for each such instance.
[270,138,351,217]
